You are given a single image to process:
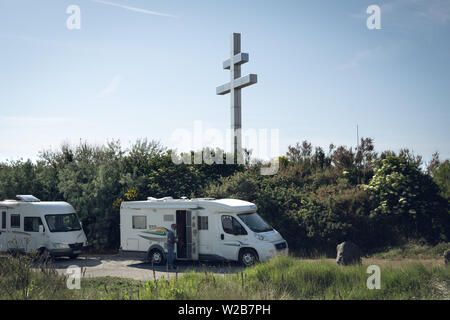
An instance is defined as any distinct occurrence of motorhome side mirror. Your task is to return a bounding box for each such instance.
[39,225,44,233]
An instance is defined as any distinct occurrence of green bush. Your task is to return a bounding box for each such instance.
[1,139,448,254]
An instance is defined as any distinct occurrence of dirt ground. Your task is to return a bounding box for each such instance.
[51,254,244,281]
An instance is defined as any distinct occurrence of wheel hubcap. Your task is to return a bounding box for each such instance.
[243,253,255,266]
[152,252,161,263]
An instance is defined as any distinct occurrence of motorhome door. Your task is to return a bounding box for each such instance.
[0,208,7,252]
[175,210,199,260]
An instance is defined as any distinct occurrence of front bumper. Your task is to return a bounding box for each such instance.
[257,241,289,261]
[49,243,84,257]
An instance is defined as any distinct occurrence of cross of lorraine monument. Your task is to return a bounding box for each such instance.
[216,33,257,164]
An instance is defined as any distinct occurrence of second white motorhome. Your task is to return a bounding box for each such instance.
[0,195,88,258]
[120,197,288,266]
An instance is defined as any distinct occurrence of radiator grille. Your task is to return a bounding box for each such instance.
[68,243,83,250]
[275,241,287,250]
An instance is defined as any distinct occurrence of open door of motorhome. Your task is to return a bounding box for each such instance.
[0,208,7,252]
[175,210,199,260]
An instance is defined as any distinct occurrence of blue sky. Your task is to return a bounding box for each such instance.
[0,0,449,163]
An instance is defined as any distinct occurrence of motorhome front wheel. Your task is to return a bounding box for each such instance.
[239,249,258,267]
[37,248,52,263]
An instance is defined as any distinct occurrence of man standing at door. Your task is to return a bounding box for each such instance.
[167,224,177,269]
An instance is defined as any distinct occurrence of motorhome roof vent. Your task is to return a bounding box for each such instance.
[16,195,41,202]
[147,196,174,202]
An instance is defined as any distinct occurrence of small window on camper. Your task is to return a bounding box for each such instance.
[2,211,6,229]
[163,215,174,222]
[11,214,20,228]
[132,216,147,229]
[198,216,208,230]
[24,217,43,232]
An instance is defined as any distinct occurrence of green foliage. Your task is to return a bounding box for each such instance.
[371,242,450,259]
[0,138,448,253]
[0,140,242,251]
[207,144,449,254]
[81,255,450,300]
[0,254,73,299]
[366,156,449,243]
[432,160,450,200]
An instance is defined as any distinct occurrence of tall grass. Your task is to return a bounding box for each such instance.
[0,253,74,299]
[1,254,448,300]
[244,255,449,300]
[371,242,450,259]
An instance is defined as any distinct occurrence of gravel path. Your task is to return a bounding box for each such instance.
[51,254,244,281]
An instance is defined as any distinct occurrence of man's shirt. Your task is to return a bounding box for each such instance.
[167,229,176,248]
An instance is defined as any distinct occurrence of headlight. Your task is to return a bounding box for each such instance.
[255,234,265,241]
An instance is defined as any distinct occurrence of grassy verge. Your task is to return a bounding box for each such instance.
[1,254,449,300]
[370,242,449,260]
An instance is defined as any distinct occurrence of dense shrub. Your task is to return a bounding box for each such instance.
[0,138,448,254]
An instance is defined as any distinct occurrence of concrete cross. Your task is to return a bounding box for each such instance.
[216,33,257,162]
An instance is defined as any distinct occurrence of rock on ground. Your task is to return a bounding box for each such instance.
[336,241,362,266]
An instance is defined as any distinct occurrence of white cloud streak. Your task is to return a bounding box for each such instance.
[336,47,383,71]
[92,0,177,18]
[96,75,121,98]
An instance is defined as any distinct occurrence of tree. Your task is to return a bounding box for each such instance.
[365,155,449,243]
[429,156,450,201]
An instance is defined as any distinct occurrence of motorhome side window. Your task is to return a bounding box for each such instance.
[132,216,146,229]
[198,216,208,230]
[221,215,247,235]
[11,214,20,228]
[24,217,43,232]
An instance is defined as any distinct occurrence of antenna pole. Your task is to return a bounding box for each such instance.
[356,124,359,152]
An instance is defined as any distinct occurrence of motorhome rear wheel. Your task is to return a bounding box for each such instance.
[149,248,165,265]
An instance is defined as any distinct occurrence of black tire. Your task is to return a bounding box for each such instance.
[148,249,165,266]
[38,248,53,263]
[239,249,258,267]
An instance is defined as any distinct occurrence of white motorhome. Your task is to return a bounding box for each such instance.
[0,195,87,258]
[120,197,288,266]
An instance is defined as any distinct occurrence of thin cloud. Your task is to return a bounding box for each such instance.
[96,75,121,98]
[416,0,450,25]
[336,47,383,71]
[92,0,177,18]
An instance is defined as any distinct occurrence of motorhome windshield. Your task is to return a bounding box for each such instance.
[237,213,273,233]
[45,213,81,232]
